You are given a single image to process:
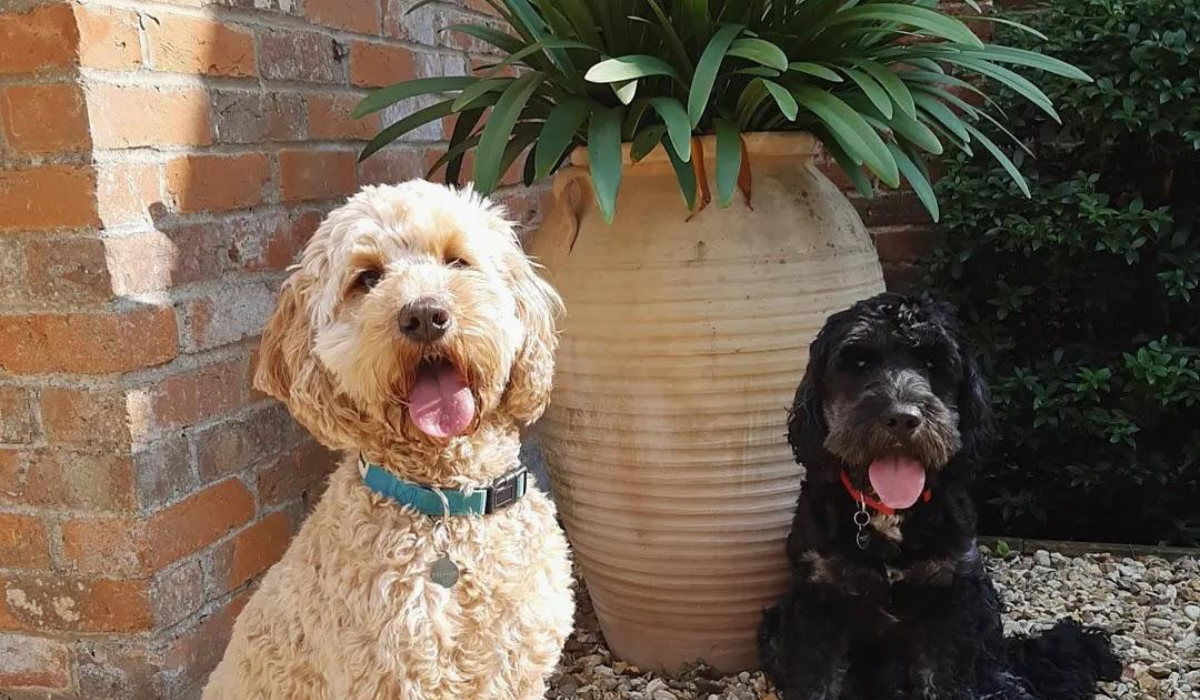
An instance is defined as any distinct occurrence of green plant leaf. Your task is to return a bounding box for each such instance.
[727,37,788,71]
[820,4,984,48]
[354,77,477,119]
[613,79,639,104]
[715,118,742,207]
[362,98,463,161]
[963,121,1030,197]
[788,62,843,82]
[631,124,668,162]
[451,78,511,112]
[913,93,970,142]
[948,56,1060,122]
[689,23,745,127]
[887,142,939,221]
[685,0,712,46]
[442,24,525,55]
[966,45,1092,82]
[443,107,486,185]
[426,134,481,180]
[794,85,899,186]
[820,133,874,198]
[664,133,698,210]
[588,106,624,223]
[535,98,591,179]
[763,80,798,120]
[586,55,684,85]
[648,97,692,162]
[851,59,916,117]
[474,72,546,193]
[841,67,894,119]
[646,0,694,73]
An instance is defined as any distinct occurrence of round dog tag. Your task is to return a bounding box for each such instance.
[430,555,460,588]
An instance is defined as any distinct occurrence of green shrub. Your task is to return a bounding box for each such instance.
[926,0,1200,544]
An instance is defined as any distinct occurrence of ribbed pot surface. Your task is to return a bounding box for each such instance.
[528,133,885,673]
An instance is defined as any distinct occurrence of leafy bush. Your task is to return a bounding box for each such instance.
[356,0,1085,221]
[927,0,1200,544]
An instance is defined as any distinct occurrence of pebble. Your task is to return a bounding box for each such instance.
[548,553,1199,700]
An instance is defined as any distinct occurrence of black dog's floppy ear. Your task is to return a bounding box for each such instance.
[787,327,836,478]
[955,342,994,467]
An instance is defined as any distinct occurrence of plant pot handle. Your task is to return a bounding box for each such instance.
[528,165,592,269]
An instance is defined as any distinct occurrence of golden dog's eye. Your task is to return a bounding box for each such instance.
[355,269,383,290]
[445,256,470,269]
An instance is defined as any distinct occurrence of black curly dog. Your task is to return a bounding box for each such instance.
[759,293,1121,700]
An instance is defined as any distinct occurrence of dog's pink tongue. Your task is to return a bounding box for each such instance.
[408,361,475,438]
[868,456,926,509]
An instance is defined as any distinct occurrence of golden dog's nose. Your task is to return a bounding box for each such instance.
[399,298,451,343]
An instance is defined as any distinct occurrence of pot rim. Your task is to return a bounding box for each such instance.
[569,131,817,168]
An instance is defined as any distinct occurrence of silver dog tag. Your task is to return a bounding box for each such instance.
[430,555,460,588]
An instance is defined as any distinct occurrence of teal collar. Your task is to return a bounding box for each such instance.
[358,455,528,516]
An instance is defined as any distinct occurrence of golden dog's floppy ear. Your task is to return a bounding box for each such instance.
[503,250,565,425]
[254,276,311,402]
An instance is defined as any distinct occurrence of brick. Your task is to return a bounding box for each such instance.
[177,281,277,352]
[40,387,131,450]
[308,92,380,141]
[146,14,256,77]
[0,633,70,690]
[89,84,212,149]
[213,511,293,594]
[279,149,356,202]
[882,262,922,293]
[251,209,322,271]
[62,516,142,577]
[258,29,343,83]
[131,358,249,437]
[0,575,152,633]
[852,190,931,228]
[350,41,416,88]
[0,4,80,75]
[0,83,90,154]
[211,90,304,144]
[165,153,271,213]
[873,226,942,263]
[193,402,297,481]
[0,452,19,493]
[146,478,255,571]
[76,4,142,70]
[75,639,160,700]
[161,591,248,698]
[257,439,338,509]
[132,437,194,510]
[26,237,114,303]
[0,165,98,231]
[0,305,177,374]
[307,0,380,33]
[95,160,163,226]
[150,557,205,628]
[0,387,36,444]
[0,515,50,570]
[17,449,136,511]
[360,146,426,186]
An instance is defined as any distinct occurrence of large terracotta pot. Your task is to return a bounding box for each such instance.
[528,132,884,673]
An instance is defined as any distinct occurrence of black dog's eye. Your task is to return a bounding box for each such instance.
[445,256,471,269]
[355,269,383,290]
[840,347,877,373]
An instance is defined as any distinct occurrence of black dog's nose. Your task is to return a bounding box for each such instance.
[883,405,923,437]
[399,299,451,342]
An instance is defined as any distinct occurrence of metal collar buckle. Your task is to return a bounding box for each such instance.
[486,468,527,514]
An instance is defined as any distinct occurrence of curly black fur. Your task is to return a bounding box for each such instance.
[759,293,1121,700]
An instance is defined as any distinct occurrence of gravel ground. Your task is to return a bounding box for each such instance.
[548,551,1200,700]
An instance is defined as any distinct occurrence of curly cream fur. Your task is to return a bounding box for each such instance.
[203,181,573,700]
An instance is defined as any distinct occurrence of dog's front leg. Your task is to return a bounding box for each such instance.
[760,591,854,700]
[903,581,983,700]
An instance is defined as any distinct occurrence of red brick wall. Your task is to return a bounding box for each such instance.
[0,1,537,697]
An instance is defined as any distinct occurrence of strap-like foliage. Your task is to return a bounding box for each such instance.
[359,0,1089,223]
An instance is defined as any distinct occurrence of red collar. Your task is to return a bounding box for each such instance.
[839,471,931,516]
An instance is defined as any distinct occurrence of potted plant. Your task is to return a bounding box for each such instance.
[356,0,1085,673]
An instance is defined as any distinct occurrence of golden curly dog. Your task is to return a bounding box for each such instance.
[202,181,574,700]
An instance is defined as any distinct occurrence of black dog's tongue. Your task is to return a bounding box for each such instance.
[869,456,926,509]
